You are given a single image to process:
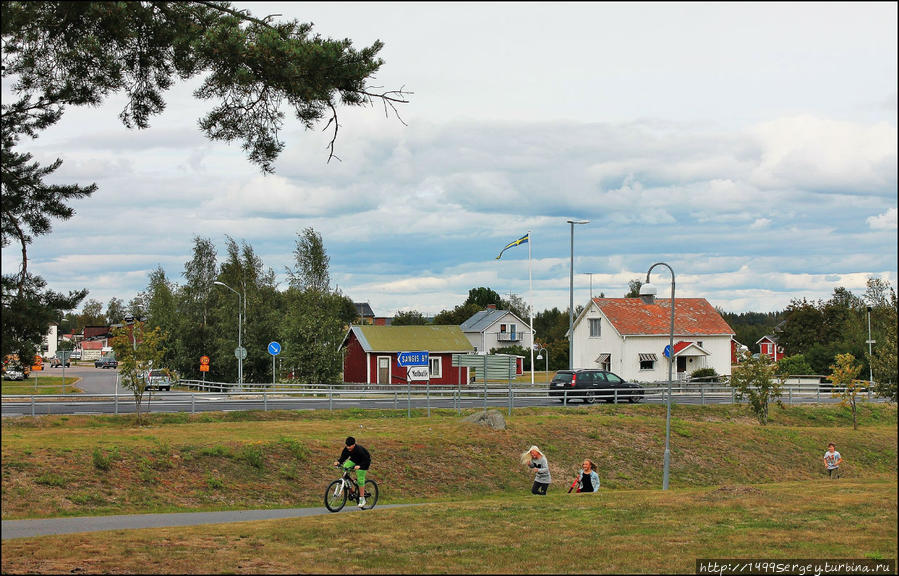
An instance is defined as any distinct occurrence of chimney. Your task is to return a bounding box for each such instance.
[487,304,496,310]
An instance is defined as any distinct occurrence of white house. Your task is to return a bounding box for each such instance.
[460,305,533,355]
[569,296,735,382]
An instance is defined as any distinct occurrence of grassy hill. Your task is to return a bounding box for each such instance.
[2,403,895,520]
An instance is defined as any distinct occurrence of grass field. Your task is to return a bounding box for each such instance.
[1,376,81,395]
[1,403,896,574]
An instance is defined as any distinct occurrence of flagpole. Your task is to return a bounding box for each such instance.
[529,230,534,386]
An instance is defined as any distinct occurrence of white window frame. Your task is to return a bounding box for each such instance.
[429,356,442,378]
[589,318,601,338]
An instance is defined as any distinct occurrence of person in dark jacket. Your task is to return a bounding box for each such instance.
[334,436,372,507]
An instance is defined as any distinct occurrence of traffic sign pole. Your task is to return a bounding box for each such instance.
[268,342,281,386]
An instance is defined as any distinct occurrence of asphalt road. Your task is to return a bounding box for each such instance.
[1,504,416,540]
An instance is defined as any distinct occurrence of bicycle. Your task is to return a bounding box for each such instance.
[324,465,379,512]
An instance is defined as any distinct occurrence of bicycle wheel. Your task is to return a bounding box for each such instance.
[324,479,347,512]
[361,479,379,510]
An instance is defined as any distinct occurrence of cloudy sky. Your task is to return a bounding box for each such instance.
[3,2,897,318]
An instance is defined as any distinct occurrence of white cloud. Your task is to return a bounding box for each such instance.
[867,208,898,230]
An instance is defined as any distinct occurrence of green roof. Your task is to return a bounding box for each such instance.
[345,325,474,353]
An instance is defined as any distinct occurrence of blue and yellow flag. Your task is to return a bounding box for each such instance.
[496,233,529,260]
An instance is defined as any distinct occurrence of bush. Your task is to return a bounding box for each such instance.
[690,368,719,382]
[92,447,113,471]
[241,444,264,469]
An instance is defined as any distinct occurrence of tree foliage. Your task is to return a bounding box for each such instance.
[287,227,330,292]
[2,1,410,171]
[110,321,167,425]
[625,278,642,298]
[775,354,814,377]
[829,353,865,430]
[730,350,783,425]
[392,310,427,326]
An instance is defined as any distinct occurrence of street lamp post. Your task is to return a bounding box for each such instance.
[640,262,675,490]
[567,219,589,370]
[214,281,243,386]
[536,347,549,375]
[866,306,875,388]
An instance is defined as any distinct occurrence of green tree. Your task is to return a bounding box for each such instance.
[775,354,814,377]
[776,298,824,357]
[501,292,532,325]
[287,227,330,292]
[829,353,864,430]
[110,321,167,425]
[105,297,126,325]
[280,289,354,384]
[864,277,897,402]
[730,351,783,425]
[278,230,352,384]
[2,1,409,172]
[433,302,483,326]
[78,298,106,329]
[392,310,427,326]
[144,267,178,368]
[466,287,503,309]
[625,278,642,298]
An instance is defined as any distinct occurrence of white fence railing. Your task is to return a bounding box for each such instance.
[2,379,888,418]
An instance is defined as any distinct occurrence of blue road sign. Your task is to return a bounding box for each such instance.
[268,341,282,356]
[397,351,429,367]
[663,344,671,358]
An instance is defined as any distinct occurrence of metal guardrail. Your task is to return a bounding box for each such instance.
[2,379,888,419]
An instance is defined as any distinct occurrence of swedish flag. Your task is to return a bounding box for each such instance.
[496,233,529,260]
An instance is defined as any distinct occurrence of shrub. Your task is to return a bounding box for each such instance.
[278,437,310,461]
[241,444,264,469]
[92,447,112,471]
[205,473,224,490]
[690,368,719,382]
[35,473,66,487]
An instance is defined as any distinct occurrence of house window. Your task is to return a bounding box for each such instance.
[589,318,601,337]
[639,353,657,371]
[429,357,442,378]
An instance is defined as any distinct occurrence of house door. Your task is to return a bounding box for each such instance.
[378,357,390,385]
[677,356,687,375]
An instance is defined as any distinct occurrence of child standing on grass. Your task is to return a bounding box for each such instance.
[521,445,551,495]
[823,442,842,479]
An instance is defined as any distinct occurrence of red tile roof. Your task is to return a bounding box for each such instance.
[592,298,734,336]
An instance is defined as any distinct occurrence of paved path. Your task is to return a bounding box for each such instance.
[2,504,414,540]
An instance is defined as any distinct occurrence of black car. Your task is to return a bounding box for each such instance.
[95,356,118,369]
[549,369,644,404]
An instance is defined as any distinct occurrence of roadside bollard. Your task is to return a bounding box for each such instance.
[264,392,267,412]
[191,393,195,414]
[31,395,35,417]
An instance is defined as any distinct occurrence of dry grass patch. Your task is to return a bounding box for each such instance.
[1,480,895,574]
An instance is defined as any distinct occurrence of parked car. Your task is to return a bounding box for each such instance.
[50,355,70,368]
[69,350,81,361]
[3,367,26,381]
[95,356,118,369]
[549,369,644,404]
[144,369,172,391]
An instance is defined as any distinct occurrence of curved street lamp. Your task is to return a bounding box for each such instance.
[214,280,243,386]
[640,262,675,490]
[536,347,549,375]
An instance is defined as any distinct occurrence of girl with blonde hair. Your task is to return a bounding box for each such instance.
[521,445,551,495]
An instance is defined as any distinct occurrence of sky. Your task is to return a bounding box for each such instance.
[3,2,897,319]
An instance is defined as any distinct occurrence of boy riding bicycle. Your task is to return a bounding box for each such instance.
[334,436,371,507]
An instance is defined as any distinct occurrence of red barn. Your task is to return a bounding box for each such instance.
[340,325,474,385]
